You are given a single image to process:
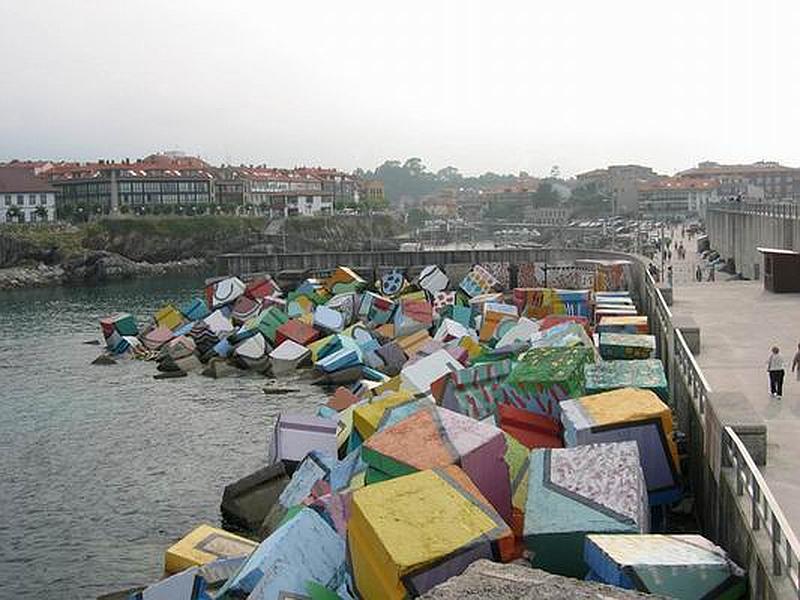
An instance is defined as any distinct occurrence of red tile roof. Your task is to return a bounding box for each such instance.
[0,167,57,193]
[679,161,800,177]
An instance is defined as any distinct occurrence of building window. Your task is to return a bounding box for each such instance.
[17,195,24,205]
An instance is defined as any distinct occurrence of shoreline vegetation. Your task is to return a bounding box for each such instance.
[0,215,406,290]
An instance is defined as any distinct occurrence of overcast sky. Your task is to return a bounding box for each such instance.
[1,1,798,177]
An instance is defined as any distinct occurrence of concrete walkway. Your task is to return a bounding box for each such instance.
[671,279,800,531]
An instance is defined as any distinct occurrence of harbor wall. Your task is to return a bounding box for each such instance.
[707,204,800,280]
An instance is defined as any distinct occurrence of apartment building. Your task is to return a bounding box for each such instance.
[638,177,719,217]
[0,167,57,223]
[48,153,215,214]
[575,164,660,214]
[678,161,800,201]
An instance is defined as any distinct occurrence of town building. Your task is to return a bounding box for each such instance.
[483,183,540,219]
[678,161,800,201]
[358,179,385,207]
[0,167,57,223]
[575,165,660,214]
[637,177,719,217]
[421,189,458,218]
[525,206,569,225]
[574,168,610,193]
[293,167,357,208]
[48,153,216,215]
[214,166,334,218]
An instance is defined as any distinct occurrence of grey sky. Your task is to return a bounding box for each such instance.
[1,0,798,177]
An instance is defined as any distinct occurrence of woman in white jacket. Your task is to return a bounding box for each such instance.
[768,346,785,399]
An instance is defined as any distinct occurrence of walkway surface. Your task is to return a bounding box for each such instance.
[672,276,800,532]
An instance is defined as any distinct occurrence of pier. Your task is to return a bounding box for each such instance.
[217,245,800,598]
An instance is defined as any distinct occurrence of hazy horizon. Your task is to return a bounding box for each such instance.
[1,0,798,177]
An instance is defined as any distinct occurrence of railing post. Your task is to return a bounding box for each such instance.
[774,513,783,576]
[736,461,744,496]
[753,484,761,530]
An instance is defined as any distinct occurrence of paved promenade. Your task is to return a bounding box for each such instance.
[672,279,800,531]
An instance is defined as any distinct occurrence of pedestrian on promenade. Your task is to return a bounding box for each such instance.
[667,266,674,288]
[695,264,702,282]
[792,343,800,381]
[708,267,715,282]
[768,346,786,398]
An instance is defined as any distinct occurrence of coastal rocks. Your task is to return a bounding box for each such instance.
[0,264,65,289]
[0,253,206,290]
[62,251,204,284]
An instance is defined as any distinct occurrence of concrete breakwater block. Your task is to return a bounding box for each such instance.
[419,559,661,599]
[584,534,746,599]
[584,358,668,401]
[561,388,681,506]
[164,524,257,574]
[268,413,338,465]
[596,315,649,335]
[505,346,595,418]
[220,462,290,534]
[217,507,346,599]
[348,466,515,600]
[598,333,656,360]
[523,441,649,578]
[361,405,512,523]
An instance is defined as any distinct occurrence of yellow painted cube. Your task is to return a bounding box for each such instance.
[164,524,258,574]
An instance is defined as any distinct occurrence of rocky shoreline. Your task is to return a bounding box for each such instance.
[0,251,207,290]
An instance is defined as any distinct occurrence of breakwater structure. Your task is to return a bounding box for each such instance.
[706,202,800,280]
[218,246,799,599]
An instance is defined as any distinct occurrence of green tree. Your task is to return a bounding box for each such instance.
[34,205,48,222]
[6,205,23,223]
[569,183,611,217]
[531,182,561,208]
[406,207,428,227]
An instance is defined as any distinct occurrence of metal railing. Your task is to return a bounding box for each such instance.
[640,261,800,596]
[723,426,800,593]
[673,328,711,417]
[708,202,800,220]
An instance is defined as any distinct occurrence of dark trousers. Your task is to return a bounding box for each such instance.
[769,370,785,396]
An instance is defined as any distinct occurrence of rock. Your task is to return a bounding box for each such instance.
[262,386,301,395]
[201,358,243,379]
[154,370,188,380]
[419,560,662,599]
[91,355,117,366]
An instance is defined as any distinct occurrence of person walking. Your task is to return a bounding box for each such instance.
[695,264,702,282]
[768,346,785,398]
[667,265,674,288]
[792,343,800,381]
[708,267,715,282]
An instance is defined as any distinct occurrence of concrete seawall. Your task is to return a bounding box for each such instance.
[707,204,800,280]
[217,247,636,277]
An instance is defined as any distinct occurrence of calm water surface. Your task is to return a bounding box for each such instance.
[0,276,326,599]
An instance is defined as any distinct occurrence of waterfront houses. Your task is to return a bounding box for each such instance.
[45,154,358,218]
[215,165,344,218]
[0,167,57,223]
[47,153,216,216]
